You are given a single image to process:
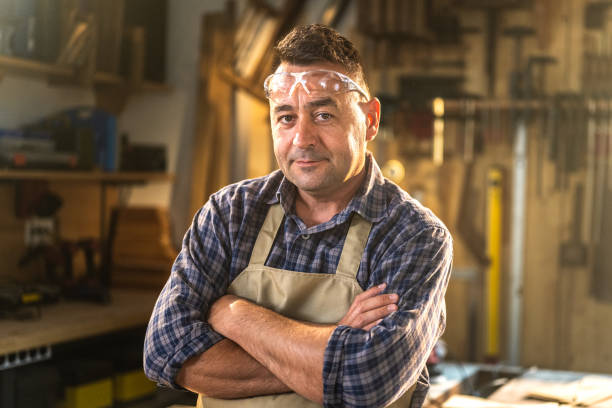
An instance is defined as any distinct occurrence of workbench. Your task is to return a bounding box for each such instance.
[430,362,612,407]
[0,288,159,367]
[426,362,481,406]
[488,368,612,406]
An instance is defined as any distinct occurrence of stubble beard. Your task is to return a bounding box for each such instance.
[287,160,337,194]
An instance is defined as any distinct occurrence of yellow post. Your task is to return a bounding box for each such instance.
[486,167,503,358]
[432,97,445,166]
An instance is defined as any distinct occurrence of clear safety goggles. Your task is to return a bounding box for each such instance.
[263,69,370,101]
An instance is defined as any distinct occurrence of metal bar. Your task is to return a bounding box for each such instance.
[508,116,528,365]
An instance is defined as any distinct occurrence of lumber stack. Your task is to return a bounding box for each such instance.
[111,207,176,290]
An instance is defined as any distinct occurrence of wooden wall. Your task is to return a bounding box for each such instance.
[360,0,612,372]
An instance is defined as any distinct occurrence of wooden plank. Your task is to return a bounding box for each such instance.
[442,394,561,408]
[0,288,158,355]
[521,131,562,368]
[489,371,612,405]
[128,26,146,90]
[189,8,235,216]
[527,376,612,405]
[188,13,218,217]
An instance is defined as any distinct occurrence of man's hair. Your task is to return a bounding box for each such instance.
[274,24,370,96]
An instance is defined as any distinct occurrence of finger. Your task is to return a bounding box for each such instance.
[363,319,383,331]
[358,293,398,314]
[353,303,398,330]
[355,283,388,302]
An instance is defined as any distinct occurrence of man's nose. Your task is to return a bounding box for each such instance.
[292,117,316,148]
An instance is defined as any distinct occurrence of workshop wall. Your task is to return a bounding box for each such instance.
[0,75,94,278]
[354,0,612,373]
[2,0,611,378]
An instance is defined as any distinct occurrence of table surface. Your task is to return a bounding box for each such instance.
[489,368,612,406]
[0,288,159,355]
[426,362,481,406]
[430,362,612,407]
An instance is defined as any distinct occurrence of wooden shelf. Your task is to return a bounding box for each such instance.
[0,169,174,183]
[0,288,159,355]
[0,54,170,92]
[0,54,73,78]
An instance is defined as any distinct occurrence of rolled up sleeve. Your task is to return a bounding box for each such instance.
[143,197,231,388]
[323,226,453,407]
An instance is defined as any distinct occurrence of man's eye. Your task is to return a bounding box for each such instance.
[278,115,295,124]
[315,112,333,121]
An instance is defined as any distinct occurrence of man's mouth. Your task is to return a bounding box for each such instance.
[293,159,325,167]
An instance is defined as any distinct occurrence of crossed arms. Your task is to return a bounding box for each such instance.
[176,284,398,403]
[143,200,453,407]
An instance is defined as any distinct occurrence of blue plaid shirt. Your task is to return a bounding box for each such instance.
[144,153,452,408]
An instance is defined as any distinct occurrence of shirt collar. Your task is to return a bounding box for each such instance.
[267,152,388,223]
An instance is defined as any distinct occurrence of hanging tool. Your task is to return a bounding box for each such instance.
[584,99,596,243]
[559,183,588,267]
[463,99,476,162]
[537,102,556,197]
[526,55,557,97]
[591,99,612,299]
[456,163,490,267]
[492,102,503,145]
[454,1,531,96]
[591,99,607,244]
[503,26,535,98]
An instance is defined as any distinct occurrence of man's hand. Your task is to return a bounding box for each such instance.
[338,283,398,330]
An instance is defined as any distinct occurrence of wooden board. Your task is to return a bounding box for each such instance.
[0,288,158,355]
[489,371,612,405]
[442,394,563,408]
[527,376,612,406]
[189,10,235,217]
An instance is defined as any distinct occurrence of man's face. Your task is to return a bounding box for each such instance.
[268,62,379,197]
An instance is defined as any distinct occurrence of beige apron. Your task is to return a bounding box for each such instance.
[197,204,415,407]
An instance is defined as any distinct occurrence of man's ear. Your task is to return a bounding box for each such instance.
[363,97,381,142]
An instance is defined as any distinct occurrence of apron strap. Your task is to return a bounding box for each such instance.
[250,205,372,278]
[335,213,373,279]
[249,204,285,265]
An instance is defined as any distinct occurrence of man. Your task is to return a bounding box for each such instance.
[144,24,452,408]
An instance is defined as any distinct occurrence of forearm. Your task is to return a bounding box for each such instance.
[209,297,335,404]
[176,338,291,398]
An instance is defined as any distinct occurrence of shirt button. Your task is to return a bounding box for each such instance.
[301,234,310,240]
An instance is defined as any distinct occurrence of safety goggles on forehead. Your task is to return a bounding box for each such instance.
[263,69,370,101]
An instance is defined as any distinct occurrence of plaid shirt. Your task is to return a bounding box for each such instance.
[144,153,452,408]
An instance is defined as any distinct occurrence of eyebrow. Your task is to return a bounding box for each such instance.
[273,104,293,114]
[307,97,337,109]
[272,97,338,114]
